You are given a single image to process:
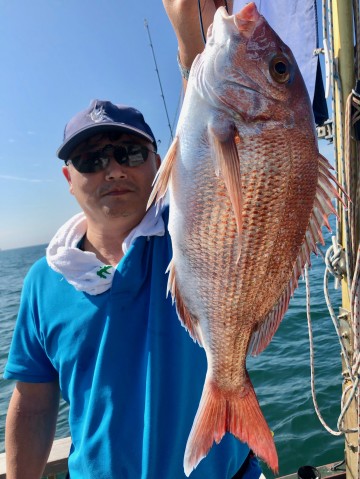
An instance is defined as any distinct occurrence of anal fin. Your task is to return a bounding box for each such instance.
[248,283,292,356]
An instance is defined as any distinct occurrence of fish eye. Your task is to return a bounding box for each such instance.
[269,55,291,84]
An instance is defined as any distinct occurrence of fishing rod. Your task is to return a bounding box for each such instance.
[198,0,229,45]
[144,18,174,142]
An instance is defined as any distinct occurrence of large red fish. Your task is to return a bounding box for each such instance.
[149,2,340,475]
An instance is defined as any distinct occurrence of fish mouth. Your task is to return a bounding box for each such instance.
[215,3,261,39]
[235,2,260,22]
[234,3,261,38]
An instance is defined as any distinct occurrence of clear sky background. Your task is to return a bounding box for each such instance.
[0,0,181,250]
[0,0,333,250]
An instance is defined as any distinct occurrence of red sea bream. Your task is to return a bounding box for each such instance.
[149,2,341,475]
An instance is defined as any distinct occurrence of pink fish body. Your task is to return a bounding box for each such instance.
[149,2,340,476]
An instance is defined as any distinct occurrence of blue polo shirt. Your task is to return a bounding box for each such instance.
[4,210,251,478]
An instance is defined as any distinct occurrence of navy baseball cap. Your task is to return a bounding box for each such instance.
[57,99,157,159]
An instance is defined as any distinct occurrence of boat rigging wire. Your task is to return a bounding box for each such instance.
[321,0,331,98]
[144,19,174,143]
[353,0,360,79]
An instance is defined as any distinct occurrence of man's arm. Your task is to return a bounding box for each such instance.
[162,0,234,87]
[5,381,60,479]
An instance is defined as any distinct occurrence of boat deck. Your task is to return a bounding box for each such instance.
[0,435,345,479]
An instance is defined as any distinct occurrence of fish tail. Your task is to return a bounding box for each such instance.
[184,375,278,476]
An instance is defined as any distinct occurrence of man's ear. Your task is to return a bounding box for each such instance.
[155,154,161,170]
[62,165,74,194]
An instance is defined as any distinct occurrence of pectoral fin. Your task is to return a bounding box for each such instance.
[209,126,243,259]
[167,258,204,346]
[147,136,178,211]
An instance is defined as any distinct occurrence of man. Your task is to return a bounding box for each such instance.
[4,2,263,479]
[4,99,261,478]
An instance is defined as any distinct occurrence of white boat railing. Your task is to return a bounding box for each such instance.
[0,436,71,479]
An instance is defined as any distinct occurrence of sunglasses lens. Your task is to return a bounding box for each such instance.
[126,145,148,167]
[68,144,152,172]
[70,151,109,173]
[112,145,148,167]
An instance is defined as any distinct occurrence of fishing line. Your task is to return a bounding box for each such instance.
[197,0,230,46]
[144,19,174,143]
[198,0,207,45]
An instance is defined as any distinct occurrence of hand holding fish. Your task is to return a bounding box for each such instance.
[162,0,233,81]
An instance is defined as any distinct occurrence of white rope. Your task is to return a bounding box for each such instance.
[315,242,360,439]
[351,246,360,369]
[337,382,359,433]
[323,248,354,384]
[324,237,345,289]
[305,264,343,436]
[306,256,359,436]
[300,1,360,471]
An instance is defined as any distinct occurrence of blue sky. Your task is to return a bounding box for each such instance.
[0,0,181,250]
[0,0,334,250]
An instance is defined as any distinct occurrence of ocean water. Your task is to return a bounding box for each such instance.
[0,229,344,477]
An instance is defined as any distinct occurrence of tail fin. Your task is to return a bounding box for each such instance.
[184,375,278,476]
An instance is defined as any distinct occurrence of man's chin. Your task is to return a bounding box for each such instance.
[101,205,146,221]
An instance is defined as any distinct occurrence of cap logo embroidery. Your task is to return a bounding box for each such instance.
[89,105,106,123]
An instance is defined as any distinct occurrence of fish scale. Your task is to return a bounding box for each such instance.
[148,2,343,476]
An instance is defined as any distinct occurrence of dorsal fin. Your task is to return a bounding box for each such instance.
[248,154,347,356]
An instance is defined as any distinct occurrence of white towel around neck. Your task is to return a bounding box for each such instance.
[46,205,165,295]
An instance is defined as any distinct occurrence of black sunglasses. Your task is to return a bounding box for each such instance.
[65,143,156,173]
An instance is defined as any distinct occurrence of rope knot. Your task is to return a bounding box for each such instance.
[325,237,347,281]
